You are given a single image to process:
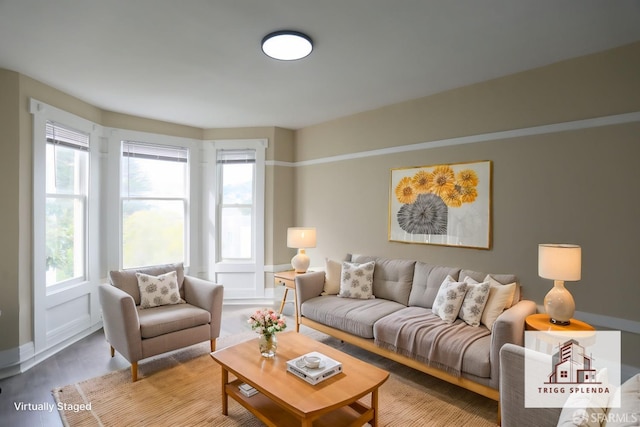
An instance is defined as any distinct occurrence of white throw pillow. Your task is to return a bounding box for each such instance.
[432,275,468,323]
[136,270,184,309]
[337,261,375,299]
[323,258,342,295]
[480,275,516,331]
[459,277,491,327]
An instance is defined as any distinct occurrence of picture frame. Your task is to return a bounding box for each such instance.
[389,160,492,249]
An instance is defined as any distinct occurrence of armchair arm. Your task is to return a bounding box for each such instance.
[183,276,224,340]
[500,343,560,427]
[489,299,537,388]
[295,271,325,315]
[98,284,142,363]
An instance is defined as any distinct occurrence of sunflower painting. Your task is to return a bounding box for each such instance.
[389,161,491,249]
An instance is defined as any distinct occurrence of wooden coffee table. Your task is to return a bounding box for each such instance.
[210,331,389,427]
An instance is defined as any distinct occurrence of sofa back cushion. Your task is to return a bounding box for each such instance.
[408,262,461,308]
[460,269,520,307]
[351,255,415,306]
[109,263,185,305]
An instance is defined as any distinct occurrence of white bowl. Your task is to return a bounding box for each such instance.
[303,355,321,369]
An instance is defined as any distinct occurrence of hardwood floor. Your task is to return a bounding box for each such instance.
[0,305,265,427]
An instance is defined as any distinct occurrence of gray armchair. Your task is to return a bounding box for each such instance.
[499,343,561,427]
[99,263,223,381]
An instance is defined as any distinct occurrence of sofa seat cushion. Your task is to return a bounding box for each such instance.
[137,303,210,339]
[301,295,405,339]
[373,306,491,378]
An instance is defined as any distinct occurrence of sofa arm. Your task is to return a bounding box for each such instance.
[489,299,537,388]
[295,271,325,314]
[183,276,224,340]
[500,343,561,427]
[98,283,142,363]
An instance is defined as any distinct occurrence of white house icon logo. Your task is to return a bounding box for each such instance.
[546,339,599,385]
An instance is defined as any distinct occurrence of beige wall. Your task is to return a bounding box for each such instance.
[0,70,21,351]
[293,42,640,369]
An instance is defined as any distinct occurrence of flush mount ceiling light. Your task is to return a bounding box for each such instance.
[261,30,313,61]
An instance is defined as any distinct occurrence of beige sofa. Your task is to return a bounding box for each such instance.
[500,343,640,427]
[99,263,223,381]
[295,254,536,403]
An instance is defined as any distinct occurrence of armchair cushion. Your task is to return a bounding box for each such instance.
[109,263,185,305]
[137,303,211,339]
[136,270,184,308]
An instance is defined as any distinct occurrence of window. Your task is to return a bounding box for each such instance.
[120,141,189,268]
[217,149,255,260]
[45,122,89,286]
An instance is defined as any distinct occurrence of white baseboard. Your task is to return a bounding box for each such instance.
[0,322,103,380]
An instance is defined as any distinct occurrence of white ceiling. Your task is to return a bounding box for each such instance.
[1,0,639,129]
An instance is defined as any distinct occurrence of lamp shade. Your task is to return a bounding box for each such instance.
[538,244,581,281]
[287,227,316,249]
[261,31,313,61]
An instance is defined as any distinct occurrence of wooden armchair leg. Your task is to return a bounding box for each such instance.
[110,346,115,357]
[131,362,138,382]
[210,339,216,352]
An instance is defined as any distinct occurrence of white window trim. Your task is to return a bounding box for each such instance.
[30,99,103,354]
[203,139,267,297]
[105,128,202,274]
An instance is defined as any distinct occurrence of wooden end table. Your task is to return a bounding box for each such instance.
[211,331,389,427]
[274,270,300,331]
[525,313,595,331]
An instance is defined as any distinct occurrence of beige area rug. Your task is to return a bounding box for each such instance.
[53,331,497,426]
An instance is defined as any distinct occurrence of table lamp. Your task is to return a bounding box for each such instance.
[287,227,316,273]
[538,243,582,325]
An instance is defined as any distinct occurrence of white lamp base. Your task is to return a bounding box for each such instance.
[544,280,575,325]
[291,249,310,273]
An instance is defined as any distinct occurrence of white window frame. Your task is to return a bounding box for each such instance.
[216,149,257,262]
[106,129,201,273]
[43,121,90,288]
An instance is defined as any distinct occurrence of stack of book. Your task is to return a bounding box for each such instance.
[238,383,258,397]
[286,352,343,385]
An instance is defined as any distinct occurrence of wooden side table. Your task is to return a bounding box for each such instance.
[274,270,300,332]
[525,313,595,332]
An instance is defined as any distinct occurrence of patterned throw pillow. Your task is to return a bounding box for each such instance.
[136,270,184,309]
[337,261,375,299]
[458,277,491,327]
[432,275,468,323]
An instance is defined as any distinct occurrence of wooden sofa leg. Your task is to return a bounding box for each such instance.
[210,339,216,352]
[131,362,138,382]
[110,346,115,357]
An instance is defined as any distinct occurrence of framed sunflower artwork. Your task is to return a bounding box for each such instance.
[389,160,492,249]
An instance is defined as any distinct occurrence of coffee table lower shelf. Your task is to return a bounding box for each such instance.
[225,379,374,427]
